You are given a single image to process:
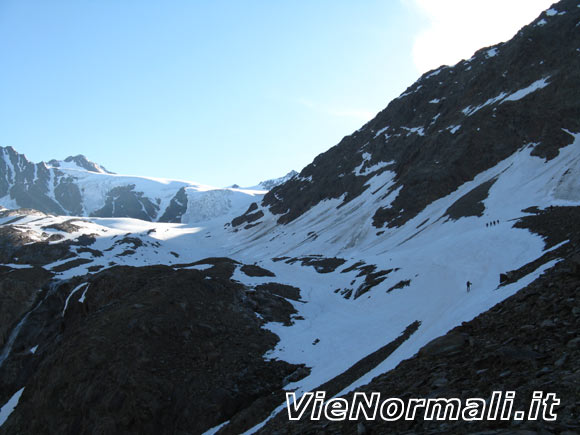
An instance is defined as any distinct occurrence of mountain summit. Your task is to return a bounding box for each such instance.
[47,155,114,175]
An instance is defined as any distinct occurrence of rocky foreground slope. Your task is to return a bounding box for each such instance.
[0,259,310,434]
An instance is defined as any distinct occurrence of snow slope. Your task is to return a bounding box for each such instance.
[223,133,580,433]
[3,133,579,434]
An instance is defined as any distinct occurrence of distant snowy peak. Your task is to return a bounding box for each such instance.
[258,170,298,190]
[47,155,114,175]
[227,170,297,191]
[0,145,273,224]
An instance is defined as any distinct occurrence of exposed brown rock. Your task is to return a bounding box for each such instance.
[0,265,307,435]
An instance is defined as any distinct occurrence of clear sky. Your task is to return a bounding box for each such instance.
[0,0,553,187]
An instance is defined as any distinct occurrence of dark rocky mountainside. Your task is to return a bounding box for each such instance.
[0,266,52,353]
[1,146,84,216]
[0,262,308,435]
[257,0,580,228]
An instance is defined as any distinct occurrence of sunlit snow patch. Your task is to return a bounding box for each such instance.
[0,388,25,428]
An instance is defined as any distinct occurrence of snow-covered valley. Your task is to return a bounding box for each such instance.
[1,133,579,433]
[1,1,580,432]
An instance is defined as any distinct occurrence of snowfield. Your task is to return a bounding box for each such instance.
[2,133,580,433]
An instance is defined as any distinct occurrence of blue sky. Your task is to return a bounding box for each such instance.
[0,0,552,186]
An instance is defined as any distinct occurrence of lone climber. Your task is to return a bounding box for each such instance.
[466,281,472,292]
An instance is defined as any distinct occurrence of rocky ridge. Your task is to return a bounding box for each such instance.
[255,0,580,229]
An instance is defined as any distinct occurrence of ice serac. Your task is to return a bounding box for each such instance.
[258,0,580,229]
[258,170,298,191]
